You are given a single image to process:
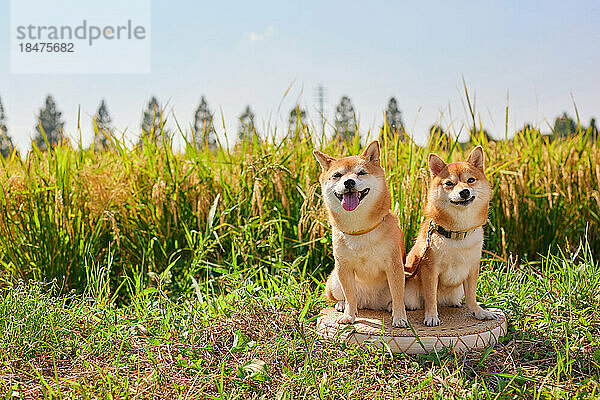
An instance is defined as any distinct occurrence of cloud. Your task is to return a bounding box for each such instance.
[249,25,275,42]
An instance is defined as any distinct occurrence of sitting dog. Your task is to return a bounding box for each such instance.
[404,145,497,326]
[313,140,408,327]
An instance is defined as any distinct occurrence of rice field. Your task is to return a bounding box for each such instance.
[0,125,598,293]
[0,122,599,398]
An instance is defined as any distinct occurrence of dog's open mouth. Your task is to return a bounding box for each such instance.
[450,196,475,206]
[335,188,370,211]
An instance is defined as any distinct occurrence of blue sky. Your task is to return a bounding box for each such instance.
[1,0,599,150]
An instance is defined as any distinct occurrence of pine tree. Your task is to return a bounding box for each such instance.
[335,96,357,142]
[288,105,307,139]
[0,96,14,158]
[550,113,598,141]
[590,118,598,141]
[552,112,578,139]
[193,96,217,148]
[34,95,64,151]
[381,97,405,141]
[467,127,494,146]
[93,99,113,151]
[140,97,166,144]
[238,106,258,142]
[515,123,534,137]
[427,124,452,150]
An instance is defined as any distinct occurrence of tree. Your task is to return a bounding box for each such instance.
[288,105,307,140]
[34,95,64,151]
[381,97,405,141]
[552,112,578,139]
[193,96,217,149]
[517,123,534,135]
[238,105,258,142]
[93,99,113,151]
[512,123,543,143]
[0,96,14,158]
[140,97,166,144]
[427,124,453,150]
[335,96,357,142]
[590,118,598,141]
[466,128,494,146]
[551,113,599,141]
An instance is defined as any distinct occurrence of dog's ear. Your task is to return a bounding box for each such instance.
[362,140,380,165]
[467,145,485,171]
[313,150,336,171]
[428,153,446,177]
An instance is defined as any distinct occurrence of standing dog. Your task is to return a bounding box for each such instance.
[404,145,497,326]
[314,141,408,328]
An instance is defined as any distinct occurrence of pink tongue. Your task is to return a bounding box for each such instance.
[342,192,360,211]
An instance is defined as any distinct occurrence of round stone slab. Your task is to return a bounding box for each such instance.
[316,307,507,354]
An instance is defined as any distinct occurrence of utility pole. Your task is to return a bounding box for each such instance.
[316,85,327,138]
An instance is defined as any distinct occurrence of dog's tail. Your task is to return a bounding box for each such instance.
[324,278,336,302]
[404,253,418,279]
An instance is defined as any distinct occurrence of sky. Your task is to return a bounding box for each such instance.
[0,0,599,151]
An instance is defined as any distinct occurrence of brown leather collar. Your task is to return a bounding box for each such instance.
[432,222,477,240]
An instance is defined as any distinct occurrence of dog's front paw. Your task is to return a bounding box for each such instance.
[392,316,408,328]
[471,308,497,320]
[334,300,345,312]
[423,314,440,327]
[336,313,356,325]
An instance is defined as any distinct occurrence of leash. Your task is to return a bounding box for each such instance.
[404,220,435,280]
[404,220,479,279]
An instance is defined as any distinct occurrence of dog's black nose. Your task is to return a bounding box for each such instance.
[459,189,471,199]
[344,179,355,189]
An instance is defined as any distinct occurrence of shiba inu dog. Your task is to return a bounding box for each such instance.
[313,141,408,328]
[404,145,497,326]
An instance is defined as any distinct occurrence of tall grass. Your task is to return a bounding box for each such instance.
[0,120,598,296]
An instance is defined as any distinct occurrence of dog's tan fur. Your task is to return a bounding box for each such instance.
[314,141,408,327]
[404,146,497,326]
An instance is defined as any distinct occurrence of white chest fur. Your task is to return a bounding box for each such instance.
[431,227,483,288]
[333,229,391,282]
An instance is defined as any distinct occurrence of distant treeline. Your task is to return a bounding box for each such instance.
[0,94,597,156]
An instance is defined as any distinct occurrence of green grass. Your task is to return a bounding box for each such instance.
[0,238,599,399]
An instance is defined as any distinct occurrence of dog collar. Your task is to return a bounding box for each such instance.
[405,221,478,280]
[344,217,385,236]
[432,222,477,240]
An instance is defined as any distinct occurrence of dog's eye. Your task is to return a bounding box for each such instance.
[467,177,475,183]
[332,172,343,179]
[444,181,455,187]
[357,170,367,176]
